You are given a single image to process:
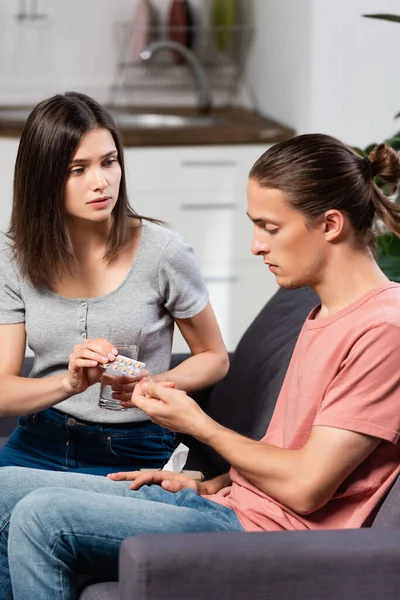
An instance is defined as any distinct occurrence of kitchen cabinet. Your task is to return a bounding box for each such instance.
[124,144,279,352]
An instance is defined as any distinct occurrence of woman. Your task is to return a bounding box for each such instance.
[0,91,229,475]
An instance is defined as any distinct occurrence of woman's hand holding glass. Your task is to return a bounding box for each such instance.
[61,332,149,408]
[62,338,118,396]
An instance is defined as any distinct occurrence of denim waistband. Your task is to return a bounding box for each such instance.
[33,407,151,431]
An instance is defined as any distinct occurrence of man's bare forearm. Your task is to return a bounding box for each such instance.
[195,418,305,510]
[193,416,378,516]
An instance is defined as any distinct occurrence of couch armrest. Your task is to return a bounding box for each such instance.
[119,529,400,600]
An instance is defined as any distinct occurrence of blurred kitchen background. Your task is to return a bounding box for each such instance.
[0,0,399,353]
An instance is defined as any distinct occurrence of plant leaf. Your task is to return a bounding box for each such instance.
[363,14,400,23]
[377,234,400,282]
[352,146,366,157]
[378,254,400,281]
[384,137,400,151]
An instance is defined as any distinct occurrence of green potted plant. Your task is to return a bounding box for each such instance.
[352,14,400,281]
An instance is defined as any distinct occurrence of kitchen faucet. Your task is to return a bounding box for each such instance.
[140,41,212,114]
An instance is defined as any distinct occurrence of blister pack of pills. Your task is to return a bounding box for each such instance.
[102,354,146,378]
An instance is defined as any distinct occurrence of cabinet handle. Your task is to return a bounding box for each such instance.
[203,276,238,283]
[180,160,237,168]
[181,203,237,210]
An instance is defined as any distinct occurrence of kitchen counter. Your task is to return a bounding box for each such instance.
[0,105,294,147]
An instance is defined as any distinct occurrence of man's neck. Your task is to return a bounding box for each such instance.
[312,249,390,320]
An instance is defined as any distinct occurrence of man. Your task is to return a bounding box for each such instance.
[1,134,400,599]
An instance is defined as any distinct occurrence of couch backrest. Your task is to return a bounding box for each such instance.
[372,475,400,528]
[190,286,319,475]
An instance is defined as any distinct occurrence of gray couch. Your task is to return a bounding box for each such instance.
[1,286,400,599]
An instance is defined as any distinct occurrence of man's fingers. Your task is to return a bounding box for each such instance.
[129,472,165,489]
[108,470,166,488]
[140,381,181,400]
[160,478,184,492]
[108,469,199,493]
[128,394,160,413]
[107,471,140,481]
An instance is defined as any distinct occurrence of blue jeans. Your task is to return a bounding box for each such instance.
[0,466,244,600]
[0,407,176,475]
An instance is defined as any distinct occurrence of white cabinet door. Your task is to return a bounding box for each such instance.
[124,144,266,195]
[125,146,247,193]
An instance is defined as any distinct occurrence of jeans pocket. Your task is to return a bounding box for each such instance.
[106,435,123,458]
[18,415,34,431]
[105,426,176,467]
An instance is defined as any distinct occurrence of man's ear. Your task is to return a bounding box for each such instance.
[323,209,345,242]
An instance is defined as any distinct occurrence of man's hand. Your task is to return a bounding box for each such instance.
[117,378,176,406]
[107,470,232,496]
[107,469,206,493]
[110,371,152,403]
[123,379,213,438]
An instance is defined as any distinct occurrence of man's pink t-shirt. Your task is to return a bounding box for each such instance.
[207,283,400,532]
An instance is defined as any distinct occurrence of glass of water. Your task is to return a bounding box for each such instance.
[98,327,141,411]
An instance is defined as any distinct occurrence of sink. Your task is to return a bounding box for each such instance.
[111,112,226,129]
[0,108,226,129]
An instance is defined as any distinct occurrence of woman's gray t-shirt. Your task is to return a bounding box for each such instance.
[0,220,209,423]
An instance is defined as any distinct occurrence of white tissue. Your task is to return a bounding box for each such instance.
[162,443,189,473]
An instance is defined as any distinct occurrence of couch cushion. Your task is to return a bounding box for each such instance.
[372,475,400,528]
[185,286,319,475]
